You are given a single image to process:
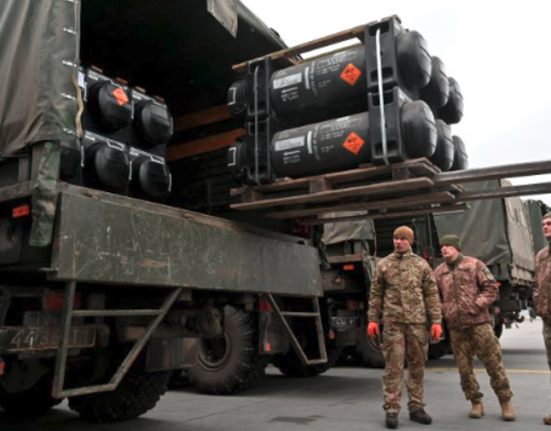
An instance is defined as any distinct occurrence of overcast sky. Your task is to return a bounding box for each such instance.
[241,0,551,205]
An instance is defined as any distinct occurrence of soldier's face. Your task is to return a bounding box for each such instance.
[441,244,460,260]
[542,218,551,240]
[393,235,411,253]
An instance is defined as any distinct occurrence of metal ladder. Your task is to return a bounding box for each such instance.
[267,294,327,366]
[52,280,182,398]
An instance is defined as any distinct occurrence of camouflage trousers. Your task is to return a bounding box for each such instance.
[381,322,429,414]
[449,323,513,402]
[542,321,551,370]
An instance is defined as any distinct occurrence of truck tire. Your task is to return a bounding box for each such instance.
[186,305,267,395]
[273,341,342,378]
[355,318,385,368]
[68,370,170,423]
[0,374,62,418]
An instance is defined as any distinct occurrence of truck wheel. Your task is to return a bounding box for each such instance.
[0,374,62,418]
[68,370,170,423]
[355,318,385,368]
[186,305,267,395]
[272,341,342,378]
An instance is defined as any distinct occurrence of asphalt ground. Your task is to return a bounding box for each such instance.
[2,318,551,431]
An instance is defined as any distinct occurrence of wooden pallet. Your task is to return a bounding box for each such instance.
[230,158,465,222]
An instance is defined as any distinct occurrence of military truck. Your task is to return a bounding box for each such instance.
[525,198,550,255]
[0,0,342,422]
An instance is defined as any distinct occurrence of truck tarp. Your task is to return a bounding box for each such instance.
[321,212,375,245]
[525,200,547,254]
[0,0,79,157]
[433,180,535,284]
[0,0,287,156]
[0,0,288,245]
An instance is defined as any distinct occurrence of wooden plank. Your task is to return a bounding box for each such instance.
[304,203,470,226]
[268,192,456,219]
[318,158,434,184]
[309,178,332,194]
[173,104,232,133]
[166,128,246,162]
[233,25,366,73]
[231,177,435,211]
[433,160,551,186]
[230,158,435,196]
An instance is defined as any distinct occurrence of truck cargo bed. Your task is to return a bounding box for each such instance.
[1,182,322,296]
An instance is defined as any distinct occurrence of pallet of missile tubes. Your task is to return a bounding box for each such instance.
[225,15,469,223]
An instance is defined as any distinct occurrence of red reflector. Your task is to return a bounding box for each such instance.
[346,299,359,311]
[44,290,65,311]
[496,282,502,287]
[263,342,272,353]
[259,300,273,313]
[43,289,81,311]
[12,204,30,218]
[343,264,354,271]
[0,358,5,376]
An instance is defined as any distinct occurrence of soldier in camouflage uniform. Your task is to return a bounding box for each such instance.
[434,234,515,421]
[368,226,442,429]
[533,212,551,425]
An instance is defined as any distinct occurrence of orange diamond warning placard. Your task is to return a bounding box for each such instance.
[112,87,129,106]
[343,132,365,155]
[340,63,362,86]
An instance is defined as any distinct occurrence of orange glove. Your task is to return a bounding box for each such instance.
[367,322,380,339]
[431,323,443,341]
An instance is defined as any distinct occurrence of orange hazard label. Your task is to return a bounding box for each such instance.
[343,132,365,155]
[112,87,129,106]
[340,63,362,86]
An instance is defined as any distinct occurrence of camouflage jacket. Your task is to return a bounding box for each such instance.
[434,255,497,330]
[533,245,551,322]
[368,251,441,325]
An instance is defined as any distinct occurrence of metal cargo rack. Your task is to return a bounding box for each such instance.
[230,158,551,225]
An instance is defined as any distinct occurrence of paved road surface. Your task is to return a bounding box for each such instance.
[2,318,550,430]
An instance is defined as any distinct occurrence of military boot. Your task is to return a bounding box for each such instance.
[543,415,551,425]
[500,400,516,421]
[409,408,433,425]
[469,400,484,419]
[385,412,398,429]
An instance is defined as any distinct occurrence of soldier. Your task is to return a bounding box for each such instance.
[434,234,515,421]
[368,226,443,429]
[533,212,551,425]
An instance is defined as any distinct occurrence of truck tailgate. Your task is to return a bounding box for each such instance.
[50,190,322,296]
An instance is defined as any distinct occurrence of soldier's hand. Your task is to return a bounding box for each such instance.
[431,323,443,341]
[367,322,379,339]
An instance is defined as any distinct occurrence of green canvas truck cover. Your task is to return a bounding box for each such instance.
[0,0,288,245]
[0,0,79,156]
[0,0,287,155]
[433,179,535,285]
[525,199,547,254]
